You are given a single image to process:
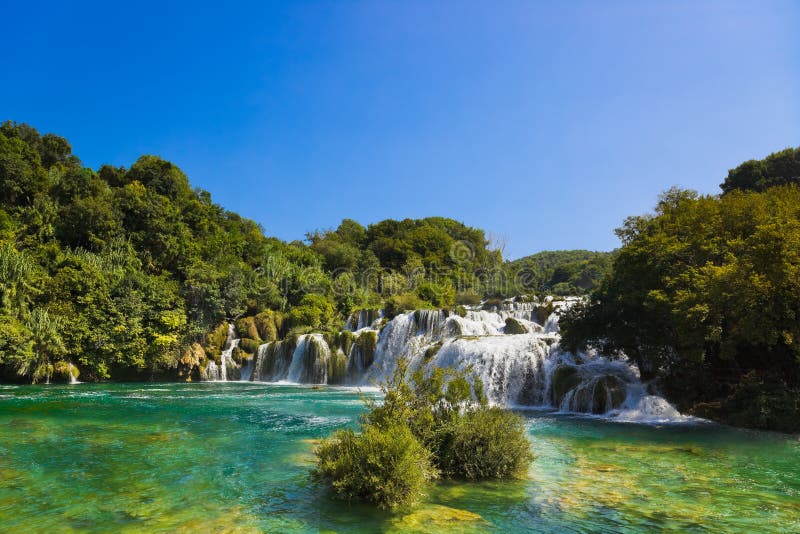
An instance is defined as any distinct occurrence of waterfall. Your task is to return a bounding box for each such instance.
[68,363,79,384]
[203,323,241,381]
[239,298,687,421]
[345,309,382,331]
[249,334,332,384]
[286,334,330,384]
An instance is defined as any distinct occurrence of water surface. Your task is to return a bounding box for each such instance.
[0,383,797,532]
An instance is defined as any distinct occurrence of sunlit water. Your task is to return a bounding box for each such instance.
[0,383,797,532]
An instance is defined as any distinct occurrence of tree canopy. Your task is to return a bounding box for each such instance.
[0,120,611,384]
[562,150,800,432]
[720,146,800,194]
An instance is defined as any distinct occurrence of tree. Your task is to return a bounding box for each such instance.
[720,147,800,194]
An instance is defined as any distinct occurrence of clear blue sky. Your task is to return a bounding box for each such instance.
[2,1,798,258]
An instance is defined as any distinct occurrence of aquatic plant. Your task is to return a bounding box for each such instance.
[315,360,534,508]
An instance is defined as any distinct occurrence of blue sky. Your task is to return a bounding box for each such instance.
[1,1,798,259]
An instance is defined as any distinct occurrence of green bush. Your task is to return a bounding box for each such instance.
[315,363,535,509]
[455,290,482,306]
[285,294,335,330]
[438,407,533,480]
[416,281,455,308]
[384,292,428,319]
[314,423,436,509]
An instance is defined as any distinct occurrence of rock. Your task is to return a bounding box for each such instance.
[503,317,528,335]
[551,365,581,406]
[387,504,488,533]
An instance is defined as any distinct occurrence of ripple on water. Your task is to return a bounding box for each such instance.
[0,383,797,533]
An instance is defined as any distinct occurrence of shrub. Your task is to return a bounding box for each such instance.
[285,294,335,330]
[454,305,467,318]
[315,361,534,508]
[438,407,533,480]
[314,423,437,509]
[455,290,482,306]
[384,292,428,319]
[416,281,455,308]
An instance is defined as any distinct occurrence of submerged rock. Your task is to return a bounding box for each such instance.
[387,504,488,533]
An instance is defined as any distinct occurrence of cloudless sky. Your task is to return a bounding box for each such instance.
[1,0,798,258]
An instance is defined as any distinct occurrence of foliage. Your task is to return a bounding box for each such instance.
[0,120,608,382]
[284,294,335,330]
[0,121,336,381]
[720,146,800,194]
[415,280,455,308]
[436,406,534,480]
[313,423,436,509]
[315,361,533,506]
[384,292,429,319]
[506,250,614,295]
[561,176,800,431]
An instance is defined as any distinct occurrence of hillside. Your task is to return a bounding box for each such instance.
[506,250,614,295]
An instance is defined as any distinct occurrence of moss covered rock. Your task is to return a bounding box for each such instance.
[204,322,229,360]
[551,365,581,406]
[254,310,282,342]
[424,342,443,363]
[235,317,260,341]
[238,338,260,356]
[503,317,528,335]
[178,343,206,381]
[387,505,487,533]
[327,350,349,385]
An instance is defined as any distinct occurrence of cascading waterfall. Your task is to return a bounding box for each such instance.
[203,324,242,381]
[221,298,688,422]
[344,309,382,331]
[67,363,79,384]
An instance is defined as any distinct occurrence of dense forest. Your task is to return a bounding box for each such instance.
[562,147,800,432]
[0,121,589,384]
[506,250,613,295]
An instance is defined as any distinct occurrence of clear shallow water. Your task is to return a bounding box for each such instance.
[0,383,797,533]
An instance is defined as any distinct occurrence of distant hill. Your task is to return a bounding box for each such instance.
[507,250,615,295]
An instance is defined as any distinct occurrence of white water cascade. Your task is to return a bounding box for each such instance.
[202,324,242,381]
[226,298,689,422]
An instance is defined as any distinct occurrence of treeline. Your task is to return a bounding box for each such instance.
[0,122,333,382]
[506,250,613,295]
[562,147,800,432]
[1,121,596,383]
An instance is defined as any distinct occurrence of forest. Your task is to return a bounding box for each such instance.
[562,147,800,432]
[0,121,596,384]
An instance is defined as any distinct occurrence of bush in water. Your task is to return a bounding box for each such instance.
[313,423,436,509]
[314,360,534,507]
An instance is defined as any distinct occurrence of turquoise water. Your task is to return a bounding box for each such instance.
[0,383,797,532]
